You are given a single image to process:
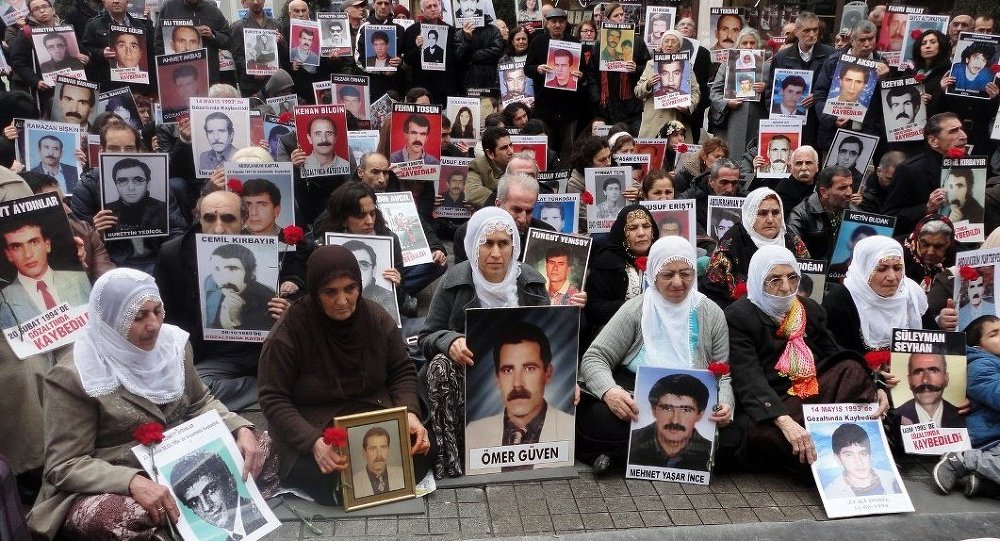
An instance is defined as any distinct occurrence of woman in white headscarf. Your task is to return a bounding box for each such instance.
[726,246,887,479]
[824,236,929,361]
[702,187,809,308]
[578,236,735,471]
[28,269,277,540]
[419,208,585,478]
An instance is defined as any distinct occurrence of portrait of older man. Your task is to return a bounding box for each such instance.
[390,114,440,165]
[169,25,201,54]
[342,238,400,325]
[629,373,713,470]
[30,135,78,193]
[958,269,995,327]
[466,321,575,471]
[54,83,95,127]
[170,450,268,540]
[897,353,964,428]
[763,135,793,175]
[304,116,351,174]
[106,157,167,233]
[203,243,276,331]
[351,425,405,498]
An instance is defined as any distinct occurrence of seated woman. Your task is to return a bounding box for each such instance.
[584,205,659,335]
[726,246,887,478]
[898,214,955,293]
[28,269,276,539]
[673,137,729,196]
[702,187,810,308]
[312,182,407,317]
[823,236,928,359]
[578,236,733,471]
[259,245,431,504]
[419,208,584,478]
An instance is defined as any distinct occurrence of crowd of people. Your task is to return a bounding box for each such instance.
[0,0,999,538]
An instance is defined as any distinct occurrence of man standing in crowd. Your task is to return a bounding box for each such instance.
[787,165,854,260]
[682,158,744,234]
[82,0,156,92]
[230,0,281,97]
[883,112,968,235]
[401,0,457,102]
[767,12,833,146]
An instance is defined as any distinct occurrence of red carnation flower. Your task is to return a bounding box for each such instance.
[281,224,305,246]
[910,29,924,40]
[227,178,244,194]
[676,143,689,154]
[730,282,747,300]
[864,351,891,371]
[323,426,348,447]
[581,191,595,205]
[946,147,965,159]
[992,64,1000,74]
[278,111,294,124]
[707,361,730,377]
[959,265,980,281]
[132,422,165,446]
[767,38,779,50]
[635,256,648,272]
[914,73,926,83]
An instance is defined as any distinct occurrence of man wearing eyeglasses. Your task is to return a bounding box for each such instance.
[155,190,292,411]
[629,373,713,470]
[105,157,167,236]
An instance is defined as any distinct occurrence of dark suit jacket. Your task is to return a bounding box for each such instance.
[30,163,79,194]
[897,399,964,428]
[629,423,712,470]
[423,45,443,63]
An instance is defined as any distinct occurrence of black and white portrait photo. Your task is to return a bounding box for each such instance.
[324,233,401,327]
[99,153,170,240]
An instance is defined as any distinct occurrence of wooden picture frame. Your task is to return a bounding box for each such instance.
[335,406,415,511]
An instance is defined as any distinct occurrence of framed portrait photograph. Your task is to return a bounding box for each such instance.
[334,406,416,511]
[324,232,401,327]
[99,152,170,240]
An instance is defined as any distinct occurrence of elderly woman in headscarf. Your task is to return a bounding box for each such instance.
[726,246,888,477]
[584,204,659,336]
[419,208,584,478]
[823,236,929,359]
[635,29,700,138]
[258,245,431,504]
[702,187,810,308]
[898,214,956,293]
[28,269,277,539]
[709,28,768,160]
[578,236,734,471]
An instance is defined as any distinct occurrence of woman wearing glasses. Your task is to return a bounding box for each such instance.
[701,187,810,309]
[726,246,888,479]
[578,236,735,472]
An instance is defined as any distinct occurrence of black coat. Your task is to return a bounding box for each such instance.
[524,32,587,124]
[726,296,855,422]
[821,283,866,356]
[400,21,459,103]
[882,147,944,236]
[454,16,503,90]
[82,11,157,94]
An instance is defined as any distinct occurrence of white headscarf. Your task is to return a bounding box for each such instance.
[465,207,522,308]
[74,268,188,404]
[641,236,704,367]
[742,187,786,248]
[747,245,799,319]
[844,236,928,349]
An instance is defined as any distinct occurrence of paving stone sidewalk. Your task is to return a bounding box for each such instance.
[261,456,1000,541]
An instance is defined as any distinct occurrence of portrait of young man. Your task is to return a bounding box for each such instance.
[629,373,713,470]
[772,75,807,116]
[113,30,144,70]
[351,425,405,498]
[367,30,392,68]
[829,64,870,105]
[545,48,576,90]
[466,321,575,469]
[29,134,78,193]
[169,450,268,538]
[537,202,565,232]
[203,243,276,332]
[53,83,95,128]
[543,245,579,305]
[422,28,444,63]
[105,157,167,234]
[884,85,922,128]
[290,27,320,65]
[821,423,901,499]
[0,219,90,328]
[943,167,985,224]
[441,171,467,208]
[240,178,282,236]
[596,176,624,219]
[36,31,85,73]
